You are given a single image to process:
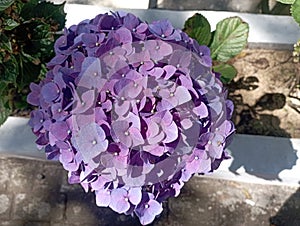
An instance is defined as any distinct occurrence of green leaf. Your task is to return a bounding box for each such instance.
[16,53,41,90]
[183,13,212,46]
[213,63,237,84]
[0,0,14,12]
[277,0,295,4]
[0,82,7,96]
[210,17,249,62]
[21,1,66,30]
[0,33,12,52]
[0,55,18,85]
[0,98,10,126]
[291,0,300,25]
[4,19,20,30]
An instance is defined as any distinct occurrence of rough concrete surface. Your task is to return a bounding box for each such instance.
[0,155,300,226]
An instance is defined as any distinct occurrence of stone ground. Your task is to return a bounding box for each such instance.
[0,155,300,226]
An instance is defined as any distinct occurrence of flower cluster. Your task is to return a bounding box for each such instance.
[27,11,235,225]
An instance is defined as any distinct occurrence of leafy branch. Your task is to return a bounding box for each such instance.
[184,14,249,84]
[0,0,66,125]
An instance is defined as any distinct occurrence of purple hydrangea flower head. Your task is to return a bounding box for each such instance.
[28,11,235,225]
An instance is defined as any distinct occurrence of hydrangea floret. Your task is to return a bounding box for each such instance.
[27,11,235,225]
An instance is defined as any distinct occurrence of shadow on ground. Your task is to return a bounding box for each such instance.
[227,134,298,180]
[227,77,298,180]
[270,188,300,226]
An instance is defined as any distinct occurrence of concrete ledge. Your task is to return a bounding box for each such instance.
[1,117,299,186]
[64,4,300,48]
[1,155,299,226]
[0,117,45,160]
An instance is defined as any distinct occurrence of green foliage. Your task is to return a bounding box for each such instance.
[0,0,14,11]
[210,17,249,62]
[213,64,238,84]
[277,0,295,4]
[275,0,300,64]
[0,98,10,126]
[0,0,66,126]
[275,0,300,25]
[183,13,211,46]
[291,0,300,26]
[184,14,249,84]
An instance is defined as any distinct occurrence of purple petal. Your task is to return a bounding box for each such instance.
[193,102,209,119]
[72,122,108,163]
[82,33,97,47]
[50,121,69,141]
[163,121,178,143]
[95,189,111,207]
[128,187,142,205]
[59,149,73,164]
[115,27,132,44]
[41,82,60,103]
[175,86,192,106]
[114,100,131,116]
[27,83,41,106]
[129,127,144,147]
[109,188,130,213]
[139,199,163,225]
[148,67,164,78]
[71,90,95,114]
[164,65,176,80]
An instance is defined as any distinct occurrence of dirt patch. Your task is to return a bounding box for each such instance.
[228,48,300,138]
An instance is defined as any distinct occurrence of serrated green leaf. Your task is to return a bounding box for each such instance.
[184,13,212,46]
[213,63,237,84]
[210,17,249,62]
[4,19,20,30]
[277,0,295,4]
[0,0,14,12]
[0,56,18,85]
[291,0,300,25]
[0,33,12,52]
[0,98,10,126]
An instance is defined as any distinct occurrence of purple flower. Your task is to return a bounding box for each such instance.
[109,187,142,213]
[123,13,148,39]
[111,118,144,148]
[135,193,163,225]
[169,49,192,74]
[51,103,68,121]
[184,149,211,175]
[28,110,48,133]
[95,188,111,207]
[157,83,192,110]
[144,40,173,61]
[27,11,235,225]
[27,83,41,106]
[49,121,70,142]
[127,49,154,74]
[72,122,108,168]
[149,19,181,41]
[193,42,212,67]
[41,82,60,103]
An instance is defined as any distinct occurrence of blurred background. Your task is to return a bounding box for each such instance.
[51,0,291,14]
